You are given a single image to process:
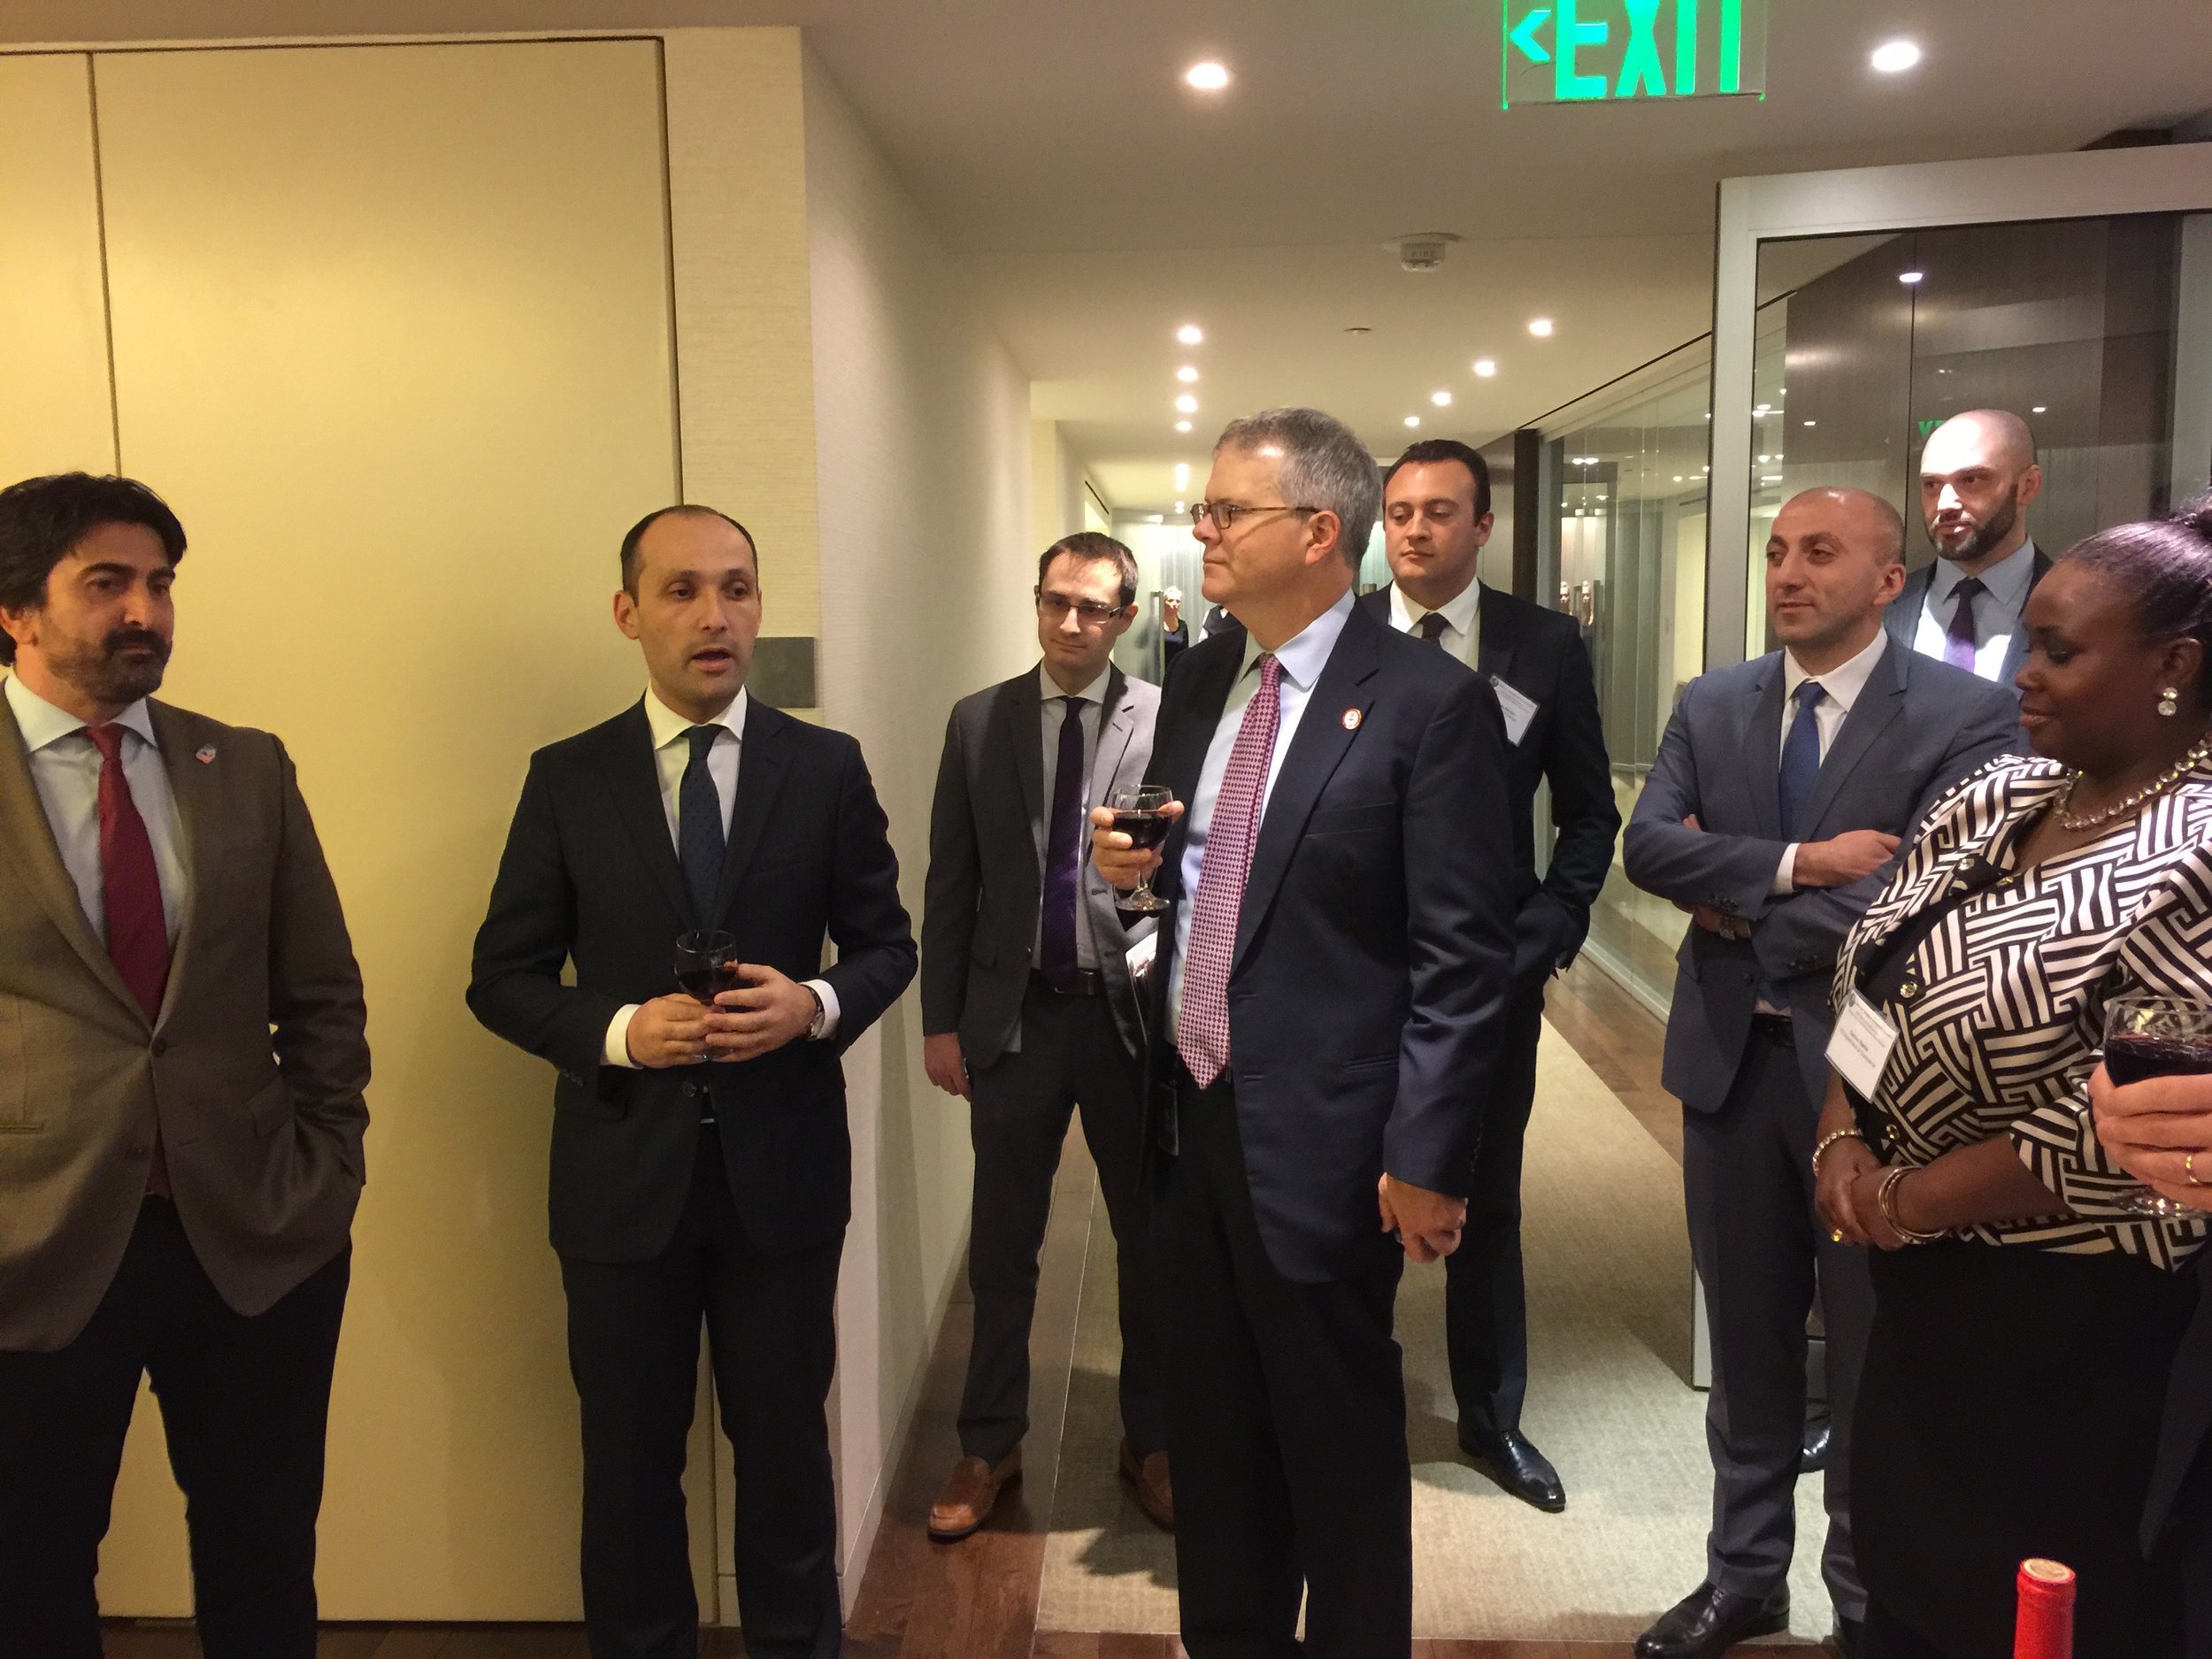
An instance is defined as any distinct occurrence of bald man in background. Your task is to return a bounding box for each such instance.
[1885,409,2049,689]
[1624,487,2019,1659]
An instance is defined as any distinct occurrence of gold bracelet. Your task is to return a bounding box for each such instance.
[1877,1164,1946,1244]
[1811,1127,1865,1178]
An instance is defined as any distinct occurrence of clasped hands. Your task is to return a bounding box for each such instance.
[626,964,818,1068]
[1673,815,1899,938]
[1813,1134,1917,1250]
[1380,1174,1468,1263]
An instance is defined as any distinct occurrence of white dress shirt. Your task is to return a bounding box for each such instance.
[4,673,186,945]
[1911,540,2038,681]
[1034,663,1110,974]
[1386,576,1482,672]
[1770,628,1890,895]
[603,685,838,1067]
[1169,589,1356,1033]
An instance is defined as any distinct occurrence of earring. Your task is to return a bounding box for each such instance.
[2160,687,2181,718]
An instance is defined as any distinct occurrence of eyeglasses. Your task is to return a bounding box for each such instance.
[1035,590,1128,626]
[1188,501,1321,531]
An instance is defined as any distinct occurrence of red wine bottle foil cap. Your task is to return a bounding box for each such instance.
[2016,1559,2075,1659]
[2020,1558,2075,1590]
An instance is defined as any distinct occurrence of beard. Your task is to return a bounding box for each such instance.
[1936,489,2021,565]
[50,625,172,707]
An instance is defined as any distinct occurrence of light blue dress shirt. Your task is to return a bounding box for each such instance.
[1912,539,2039,681]
[1169,588,1356,1033]
[4,672,185,945]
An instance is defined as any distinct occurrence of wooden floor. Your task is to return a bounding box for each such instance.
[106,962,1693,1659]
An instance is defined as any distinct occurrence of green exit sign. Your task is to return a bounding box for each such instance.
[1502,0,1767,107]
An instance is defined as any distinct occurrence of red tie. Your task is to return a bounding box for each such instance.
[87,725,172,1197]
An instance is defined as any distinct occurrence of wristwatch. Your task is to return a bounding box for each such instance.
[803,984,828,1041]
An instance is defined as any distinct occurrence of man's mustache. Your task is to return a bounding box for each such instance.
[104,628,171,663]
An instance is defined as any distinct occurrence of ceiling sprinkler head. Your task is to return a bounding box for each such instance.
[1397,232,1462,273]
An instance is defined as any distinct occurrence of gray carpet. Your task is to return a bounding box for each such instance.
[1036,1025,1832,1642]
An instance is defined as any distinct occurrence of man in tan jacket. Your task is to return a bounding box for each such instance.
[0,472,369,1659]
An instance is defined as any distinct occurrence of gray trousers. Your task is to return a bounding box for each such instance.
[1684,1021,1872,1622]
[958,984,1165,1463]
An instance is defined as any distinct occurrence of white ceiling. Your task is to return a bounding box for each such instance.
[12,0,2210,511]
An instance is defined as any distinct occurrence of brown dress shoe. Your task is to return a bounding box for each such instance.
[927,1449,1021,1541]
[1118,1438,1174,1532]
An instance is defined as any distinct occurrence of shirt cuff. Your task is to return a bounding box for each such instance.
[805,979,841,1041]
[604,1004,643,1069]
[1772,844,1800,896]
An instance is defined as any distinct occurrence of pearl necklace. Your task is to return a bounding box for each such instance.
[2056,735,2212,832]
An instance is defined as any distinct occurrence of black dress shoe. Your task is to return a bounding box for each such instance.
[1801,1415,1832,1474]
[1458,1426,1566,1512]
[1634,1583,1790,1659]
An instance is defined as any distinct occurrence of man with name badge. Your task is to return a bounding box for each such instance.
[1362,438,1618,1513]
[1623,487,2017,1659]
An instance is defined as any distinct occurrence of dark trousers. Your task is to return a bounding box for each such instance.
[1442,975,1544,1439]
[0,1198,349,1659]
[960,985,1164,1463]
[1159,1066,1409,1659]
[560,1125,842,1659]
[1683,1021,1872,1620]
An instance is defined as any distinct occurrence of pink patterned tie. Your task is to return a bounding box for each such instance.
[1177,654,1282,1088]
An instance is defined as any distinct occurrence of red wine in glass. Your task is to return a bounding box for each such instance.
[675,930,740,1003]
[1110,784,1176,915]
[2100,995,2212,1217]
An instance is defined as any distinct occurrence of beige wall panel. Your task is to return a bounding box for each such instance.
[801,49,1037,1593]
[0,52,116,477]
[89,39,691,1617]
[663,27,822,649]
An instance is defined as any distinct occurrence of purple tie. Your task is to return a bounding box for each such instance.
[1040,696,1087,990]
[1177,654,1282,1087]
[1945,577,1985,672]
[88,725,171,1197]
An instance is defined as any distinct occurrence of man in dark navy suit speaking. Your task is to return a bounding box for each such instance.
[1093,408,1519,1658]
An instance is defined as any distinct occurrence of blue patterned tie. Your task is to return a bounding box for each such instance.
[678,725,725,923]
[1778,680,1826,839]
[1040,697,1087,990]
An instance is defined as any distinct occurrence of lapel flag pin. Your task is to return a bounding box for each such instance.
[1340,708,1363,732]
[195,745,217,764]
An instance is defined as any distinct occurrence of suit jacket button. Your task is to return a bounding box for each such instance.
[150,1038,168,1057]
[1900,981,1921,1001]
[129,1144,150,1160]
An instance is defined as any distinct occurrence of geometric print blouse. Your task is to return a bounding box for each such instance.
[1833,751,2212,1268]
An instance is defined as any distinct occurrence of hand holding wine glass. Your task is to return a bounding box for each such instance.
[625,931,736,1070]
[1092,786,1182,912]
[2089,995,2212,1217]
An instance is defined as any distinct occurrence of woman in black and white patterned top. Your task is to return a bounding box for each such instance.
[1812,502,2212,1659]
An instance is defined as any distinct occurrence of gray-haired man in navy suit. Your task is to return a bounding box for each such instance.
[1624,487,2018,1659]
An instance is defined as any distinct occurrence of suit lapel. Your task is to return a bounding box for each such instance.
[608,702,695,926]
[711,698,792,923]
[1740,657,1785,841]
[1154,641,1245,901]
[1092,667,1139,803]
[1475,583,1517,685]
[1233,607,1379,968]
[147,701,219,1030]
[0,690,143,1018]
[1884,565,1930,652]
[1797,641,1908,837]
[996,670,1045,837]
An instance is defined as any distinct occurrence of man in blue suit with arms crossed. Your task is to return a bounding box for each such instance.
[1624,487,2018,1659]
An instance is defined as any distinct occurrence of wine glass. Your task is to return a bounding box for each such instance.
[2098,995,2212,1218]
[674,930,740,1005]
[1109,785,1176,915]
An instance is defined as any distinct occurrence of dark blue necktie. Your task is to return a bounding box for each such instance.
[1040,696,1087,989]
[1778,680,1826,839]
[678,725,726,923]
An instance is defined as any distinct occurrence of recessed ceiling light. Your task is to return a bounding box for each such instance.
[1528,317,1555,338]
[1173,463,1191,488]
[1175,419,1193,433]
[1177,324,1204,345]
[1674,475,1685,483]
[1870,38,1923,73]
[2032,404,2048,413]
[1472,357,1498,378]
[1177,365,1200,383]
[1344,325,1372,335]
[1899,270,1924,285]
[1432,390,1453,407]
[1174,502,1186,514]
[1185,60,1231,91]
[1804,419,1816,427]
[1404,416,1422,428]
[1175,394,1198,413]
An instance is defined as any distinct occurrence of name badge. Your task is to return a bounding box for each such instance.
[1490,676,1539,746]
[1826,990,1901,1102]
